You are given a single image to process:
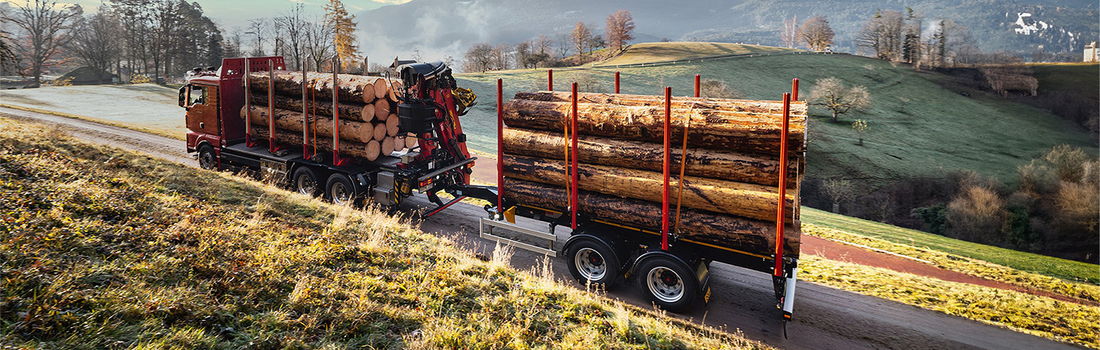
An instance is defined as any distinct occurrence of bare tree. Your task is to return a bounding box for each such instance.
[799,16,834,52]
[515,41,532,68]
[571,22,592,57]
[277,4,307,70]
[491,44,511,70]
[69,8,121,78]
[0,5,20,76]
[248,18,266,56]
[605,10,635,52]
[4,0,80,86]
[780,15,798,49]
[304,18,333,71]
[533,35,552,55]
[851,119,869,146]
[462,43,493,72]
[809,77,871,122]
[823,179,857,213]
[857,10,904,60]
[699,79,741,98]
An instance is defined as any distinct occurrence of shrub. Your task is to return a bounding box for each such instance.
[130,74,152,84]
[50,76,74,86]
[946,185,1006,244]
[699,79,741,99]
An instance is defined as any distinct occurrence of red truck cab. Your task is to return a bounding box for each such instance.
[181,57,284,157]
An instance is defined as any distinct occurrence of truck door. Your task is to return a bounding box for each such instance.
[184,83,220,136]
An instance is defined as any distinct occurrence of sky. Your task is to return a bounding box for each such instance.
[0,0,411,26]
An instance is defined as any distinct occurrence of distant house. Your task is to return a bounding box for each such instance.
[58,67,115,85]
[1085,42,1099,63]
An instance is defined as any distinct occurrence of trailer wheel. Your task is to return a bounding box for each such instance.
[292,167,321,197]
[326,174,355,205]
[197,144,217,170]
[565,239,622,289]
[636,256,698,312]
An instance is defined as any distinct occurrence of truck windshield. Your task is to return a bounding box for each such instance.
[189,85,206,106]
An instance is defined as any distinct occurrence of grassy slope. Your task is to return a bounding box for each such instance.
[0,117,764,349]
[595,42,800,66]
[803,208,1099,284]
[0,84,185,138]
[457,44,1098,184]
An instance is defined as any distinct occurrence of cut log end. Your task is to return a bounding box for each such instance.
[366,140,381,161]
[374,99,391,120]
[381,136,395,156]
[386,113,399,136]
[372,122,387,141]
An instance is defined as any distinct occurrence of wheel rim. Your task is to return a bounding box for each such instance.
[296,173,317,195]
[330,181,351,204]
[646,266,685,303]
[574,247,607,281]
[199,151,215,169]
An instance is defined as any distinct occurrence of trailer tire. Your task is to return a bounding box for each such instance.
[197,144,217,170]
[636,255,698,312]
[565,238,622,289]
[292,166,322,197]
[326,174,355,205]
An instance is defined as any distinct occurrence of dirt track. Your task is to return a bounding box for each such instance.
[0,106,1080,350]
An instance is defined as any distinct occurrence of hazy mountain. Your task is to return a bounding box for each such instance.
[357,0,1098,63]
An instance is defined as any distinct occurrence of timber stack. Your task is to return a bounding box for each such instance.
[501,91,808,257]
[242,71,418,161]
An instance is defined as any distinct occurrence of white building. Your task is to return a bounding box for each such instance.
[1085,42,1099,63]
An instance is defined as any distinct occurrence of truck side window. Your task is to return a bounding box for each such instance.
[189,85,207,106]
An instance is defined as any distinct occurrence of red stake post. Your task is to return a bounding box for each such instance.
[792,78,800,101]
[547,69,554,91]
[773,93,792,277]
[244,59,253,147]
[570,82,579,230]
[301,66,311,159]
[661,87,672,251]
[267,60,278,153]
[694,74,701,97]
[614,71,621,94]
[496,79,504,212]
[332,59,346,166]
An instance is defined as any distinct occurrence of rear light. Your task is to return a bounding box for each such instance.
[419,178,434,188]
[466,162,475,168]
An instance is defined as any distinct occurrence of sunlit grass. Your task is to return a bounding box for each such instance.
[0,117,765,349]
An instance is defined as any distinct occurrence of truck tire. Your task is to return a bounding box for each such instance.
[564,238,622,289]
[326,173,355,205]
[636,255,698,312]
[292,166,321,197]
[197,144,217,170]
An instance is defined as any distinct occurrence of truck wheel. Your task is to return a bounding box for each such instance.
[292,167,321,197]
[565,239,622,289]
[636,255,698,312]
[326,174,355,205]
[197,144,217,170]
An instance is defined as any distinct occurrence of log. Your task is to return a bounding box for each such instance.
[502,155,795,221]
[388,80,402,101]
[386,113,399,137]
[253,127,379,161]
[374,99,391,121]
[405,133,418,148]
[502,128,799,187]
[515,91,808,116]
[365,140,381,161]
[372,122,387,141]
[245,105,374,143]
[503,99,806,156]
[503,178,799,257]
[381,136,395,155]
[372,78,393,100]
[251,93,372,122]
[394,136,406,151]
[248,71,376,104]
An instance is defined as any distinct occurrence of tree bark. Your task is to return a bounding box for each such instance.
[515,91,808,116]
[251,93,373,122]
[503,178,799,257]
[503,99,806,156]
[248,71,376,104]
[253,127,380,161]
[245,105,374,144]
[503,127,800,187]
[502,155,795,221]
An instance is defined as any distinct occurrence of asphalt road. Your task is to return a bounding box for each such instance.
[0,106,1080,350]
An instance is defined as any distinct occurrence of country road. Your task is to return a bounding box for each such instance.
[0,106,1080,350]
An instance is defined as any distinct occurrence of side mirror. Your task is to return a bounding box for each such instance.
[178,85,188,108]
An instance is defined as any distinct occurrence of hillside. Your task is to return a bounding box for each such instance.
[0,84,185,138]
[357,0,1099,62]
[456,43,1099,185]
[0,117,764,349]
[595,42,800,66]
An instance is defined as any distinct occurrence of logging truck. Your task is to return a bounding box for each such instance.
[181,57,803,322]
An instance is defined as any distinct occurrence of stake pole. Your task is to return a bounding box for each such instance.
[694,74,701,97]
[497,78,504,212]
[773,93,792,276]
[661,87,672,251]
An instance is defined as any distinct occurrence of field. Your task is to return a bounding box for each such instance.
[457,43,1099,185]
[0,117,766,349]
[594,42,799,66]
[0,84,184,139]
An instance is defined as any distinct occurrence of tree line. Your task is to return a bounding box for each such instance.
[0,0,362,87]
[462,10,635,73]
